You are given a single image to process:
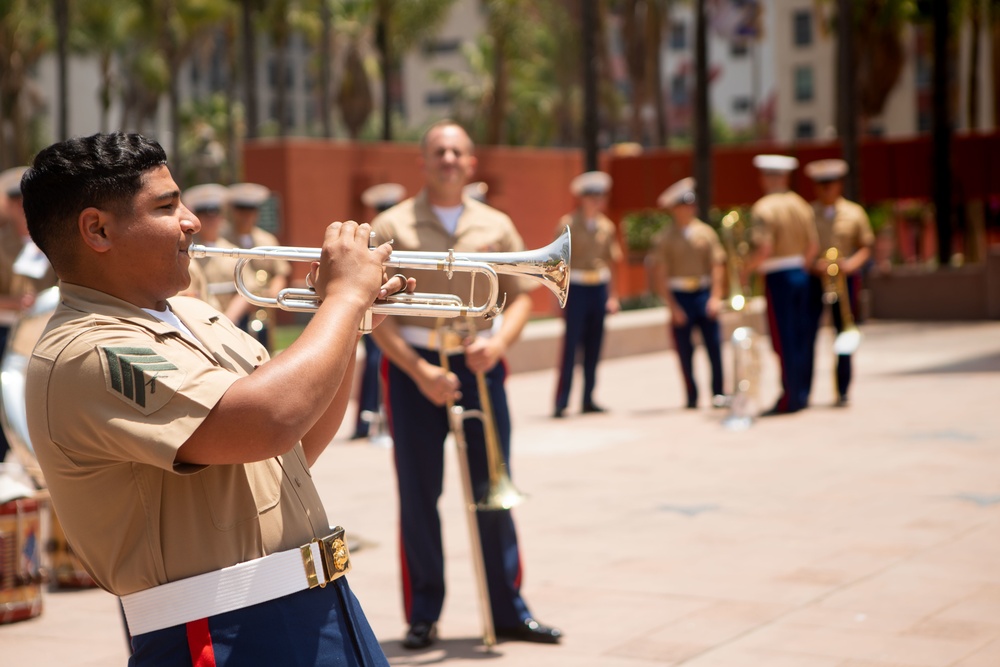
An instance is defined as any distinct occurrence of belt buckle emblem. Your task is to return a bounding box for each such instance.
[301,526,352,589]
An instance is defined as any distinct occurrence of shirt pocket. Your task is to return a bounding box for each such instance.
[200,459,283,531]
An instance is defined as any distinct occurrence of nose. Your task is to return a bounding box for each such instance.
[181,204,202,233]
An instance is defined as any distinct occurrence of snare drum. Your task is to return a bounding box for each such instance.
[0,495,43,624]
[1,287,97,590]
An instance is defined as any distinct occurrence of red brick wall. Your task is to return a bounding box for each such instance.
[245,132,1000,312]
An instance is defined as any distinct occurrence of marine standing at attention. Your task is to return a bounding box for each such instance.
[744,154,818,415]
[648,177,727,410]
[552,170,622,418]
[803,158,874,407]
[370,120,562,650]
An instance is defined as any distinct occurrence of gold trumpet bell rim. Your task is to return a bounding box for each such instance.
[476,477,529,511]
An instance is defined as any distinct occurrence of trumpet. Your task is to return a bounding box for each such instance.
[189,228,571,333]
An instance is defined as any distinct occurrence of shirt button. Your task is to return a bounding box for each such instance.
[294,477,302,487]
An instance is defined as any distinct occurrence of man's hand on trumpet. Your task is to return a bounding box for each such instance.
[306,221,415,330]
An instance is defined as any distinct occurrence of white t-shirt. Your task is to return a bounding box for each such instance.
[143,306,200,345]
[432,205,464,236]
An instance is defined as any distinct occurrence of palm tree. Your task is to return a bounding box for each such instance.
[239,0,262,139]
[621,0,666,145]
[991,0,1000,126]
[0,0,52,166]
[75,0,134,133]
[380,0,454,139]
[53,0,69,141]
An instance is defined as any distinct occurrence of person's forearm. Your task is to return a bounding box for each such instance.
[300,341,359,466]
[494,292,533,352]
[711,263,726,300]
[179,294,370,465]
[845,246,871,275]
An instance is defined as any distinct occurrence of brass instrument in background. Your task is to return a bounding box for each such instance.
[824,247,862,355]
[437,320,531,649]
[719,211,762,430]
[189,228,572,333]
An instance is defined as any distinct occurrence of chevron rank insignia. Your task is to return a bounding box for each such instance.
[99,346,185,415]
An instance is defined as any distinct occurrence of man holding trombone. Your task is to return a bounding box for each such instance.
[370,120,562,650]
[803,158,874,407]
[20,132,409,665]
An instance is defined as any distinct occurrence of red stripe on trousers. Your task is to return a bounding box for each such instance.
[186,617,217,667]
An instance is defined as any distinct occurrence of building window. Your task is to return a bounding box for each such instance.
[793,9,812,47]
[423,38,462,55]
[671,73,689,106]
[732,96,752,114]
[670,21,686,50]
[794,65,814,102]
[425,90,454,106]
[795,120,815,139]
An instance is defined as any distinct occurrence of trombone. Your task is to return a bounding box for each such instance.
[437,320,529,650]
[824,247,862,355]
[189,228,572,333]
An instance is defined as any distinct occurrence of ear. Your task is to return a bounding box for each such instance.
[78,207,113,253]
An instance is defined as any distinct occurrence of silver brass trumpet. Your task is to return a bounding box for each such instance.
[189,228,571,332]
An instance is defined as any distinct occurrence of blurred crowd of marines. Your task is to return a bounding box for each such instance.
[0,150,875,467]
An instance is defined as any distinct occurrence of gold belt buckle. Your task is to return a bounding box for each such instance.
[301,526,352,589]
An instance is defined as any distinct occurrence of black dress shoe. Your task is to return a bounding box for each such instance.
[581,403,606,414]
[552,407,566,419]
[402,621,437,649]
[496,618,562,644]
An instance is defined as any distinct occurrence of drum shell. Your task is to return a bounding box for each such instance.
[0,495,44,624]
[1,286,96,589]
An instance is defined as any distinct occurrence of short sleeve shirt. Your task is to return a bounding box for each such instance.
[370,191,535,332]
[649,219,726,279]
[750,191,818,258]
[558,210,622,272]
[813,197,875,257]
[26,283,330,596]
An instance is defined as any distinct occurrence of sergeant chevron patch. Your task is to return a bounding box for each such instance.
[100,346,184,414]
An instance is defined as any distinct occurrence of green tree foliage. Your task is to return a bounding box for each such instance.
[0,0,54,166]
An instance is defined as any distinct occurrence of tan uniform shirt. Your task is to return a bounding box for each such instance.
[371,191,534,333]
[558,210,622,276]
[813,197,875,259]
[26,283,330,596]
[649,219,726,283]
[750,191,818,260]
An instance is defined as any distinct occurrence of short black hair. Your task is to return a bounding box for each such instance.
[21,132,168,270]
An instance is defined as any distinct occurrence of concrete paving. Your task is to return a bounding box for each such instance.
[2,318,999,666]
